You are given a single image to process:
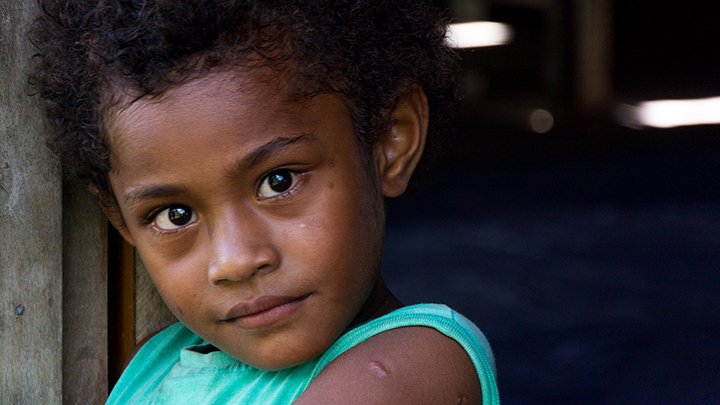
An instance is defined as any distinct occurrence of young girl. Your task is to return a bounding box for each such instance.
[30,1,500,403]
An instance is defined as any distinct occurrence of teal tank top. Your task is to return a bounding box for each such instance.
[107,303,500,404]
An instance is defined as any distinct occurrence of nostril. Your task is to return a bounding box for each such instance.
[256,262,273,273]
[208,240,280,284]
[209,261,276,286]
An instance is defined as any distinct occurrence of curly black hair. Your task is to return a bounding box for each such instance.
[29,0,458,206]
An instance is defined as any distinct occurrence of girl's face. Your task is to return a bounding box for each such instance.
[107,72,386,370]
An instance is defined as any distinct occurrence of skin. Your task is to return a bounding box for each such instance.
[107,70,480,402]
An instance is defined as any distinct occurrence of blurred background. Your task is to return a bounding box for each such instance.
[382,0,720,403]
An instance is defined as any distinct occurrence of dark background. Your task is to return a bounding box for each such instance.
[382,1,720,403]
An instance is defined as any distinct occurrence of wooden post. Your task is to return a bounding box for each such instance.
[573,0,613,119]
[62,180,108,403]
[2,2,109,403]
[0,1,63,403]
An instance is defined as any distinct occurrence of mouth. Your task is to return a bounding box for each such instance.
[222,294,310,329]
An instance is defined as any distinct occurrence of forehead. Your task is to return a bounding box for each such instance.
[108,70,283,136]
[105,70,360,174]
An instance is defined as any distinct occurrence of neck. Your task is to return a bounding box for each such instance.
[348,277,402,329]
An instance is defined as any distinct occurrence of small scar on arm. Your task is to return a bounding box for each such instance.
[367,360,390,378]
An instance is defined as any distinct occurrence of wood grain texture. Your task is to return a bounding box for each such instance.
[107,233,136,385]
[62,179,108,404]
[0,1,62,403]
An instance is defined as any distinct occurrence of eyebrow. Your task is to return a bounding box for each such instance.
[242,134,311,170]
[124,184,187,210]
[123,134,312,207]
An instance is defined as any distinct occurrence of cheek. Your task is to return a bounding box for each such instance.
[291,186,376,248]
[136,245,206,317]
[298,183,382,274]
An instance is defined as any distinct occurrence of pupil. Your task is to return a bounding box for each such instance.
[268,170,292,192]
[168,207,191,226]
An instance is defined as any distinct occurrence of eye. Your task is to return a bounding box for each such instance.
[258,169,296,198]
[152,205,197,231]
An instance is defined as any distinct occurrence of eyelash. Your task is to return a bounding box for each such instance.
[139,168,305,229]
[256,168,303,201]
[141,205,170,227]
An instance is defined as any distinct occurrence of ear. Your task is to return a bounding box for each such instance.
[375,87,429,198]
[89,183,136,246]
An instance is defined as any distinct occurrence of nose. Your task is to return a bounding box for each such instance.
[207,207,279,286]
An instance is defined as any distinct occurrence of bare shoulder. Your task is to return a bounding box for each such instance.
[295,326,481,404]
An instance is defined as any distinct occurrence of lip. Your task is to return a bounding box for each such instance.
[222,294,309,329]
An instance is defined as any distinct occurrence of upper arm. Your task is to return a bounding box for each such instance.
[294,326,482,404]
